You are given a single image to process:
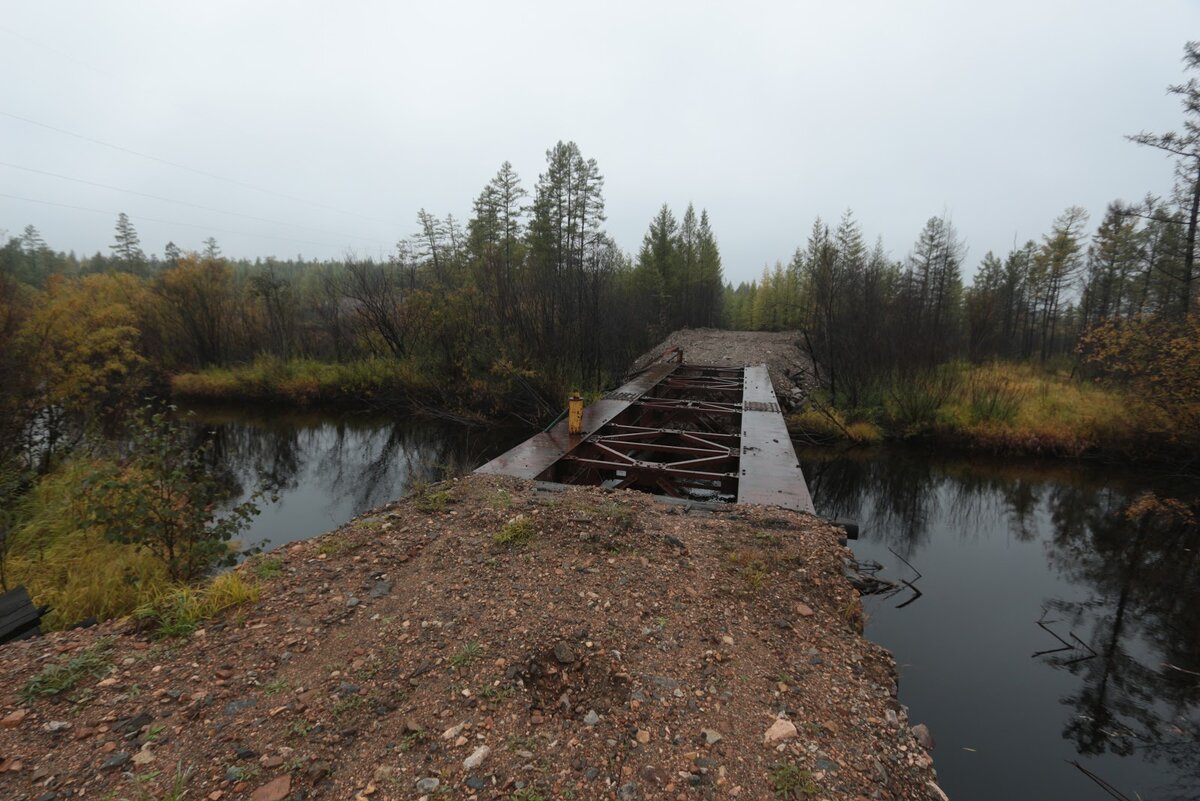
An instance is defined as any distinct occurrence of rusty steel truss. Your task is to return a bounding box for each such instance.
[476,362,813,513]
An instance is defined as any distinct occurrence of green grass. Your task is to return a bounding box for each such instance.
[21,638,114,702]
[450,641,483,667]
[510,789,546,801]
[251,555,283,579]
[133,572,261,638]
[768,762,817,798]
[494,515,535,546]
[411,481,453,512]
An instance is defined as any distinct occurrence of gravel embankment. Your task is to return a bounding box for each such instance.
[0,475,946,801]
[630,329,813,407]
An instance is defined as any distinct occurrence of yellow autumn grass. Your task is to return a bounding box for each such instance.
[6,459,260,631]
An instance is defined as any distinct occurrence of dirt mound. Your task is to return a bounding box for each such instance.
[631,329,813,407]
[0,475,944,800]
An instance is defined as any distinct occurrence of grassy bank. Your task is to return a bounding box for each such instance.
[171,356,435,406]
[788,362,1174,459]
[170,355,563,420]
[4,458,260,632]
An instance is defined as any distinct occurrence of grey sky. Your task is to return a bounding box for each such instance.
[2,1,1197,284]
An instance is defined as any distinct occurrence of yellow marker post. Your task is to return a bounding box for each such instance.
[568,390,584,435]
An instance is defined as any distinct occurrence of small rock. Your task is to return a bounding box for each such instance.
[131,750,155,766]
[415,777,440,793]
[913,723,935,751]
[35,793,58,801]
[639,765,666,785]
[701,728,722,745]
[369,581,392,599]
[885,710,899,727]
[250,775,291,801]
[222,699,256,717]
[43,721,71,733]
[553,641,576,664]
[1,709,28,729]
[796,603,815,617]
[347,597,360,608]
[635,729,650,744]
[463,745,490,771]
[618,781,638,800]
[308,761,332,783]
[465,775,487,790]
[763,718,798,744]
[583,710,600,726]
[102,753,130,770]
[442,723,465,740]
[927,780,950,801]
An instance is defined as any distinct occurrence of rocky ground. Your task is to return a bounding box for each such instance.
[0,475,946,801]
[630,329,813,409]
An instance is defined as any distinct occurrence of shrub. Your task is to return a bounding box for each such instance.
[84,406,265,581]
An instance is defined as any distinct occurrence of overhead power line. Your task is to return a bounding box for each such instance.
[0,191,351,252]
[0,109,395,225]
[0,160,389,246]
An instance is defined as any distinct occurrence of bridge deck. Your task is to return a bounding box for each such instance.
[476,362,814,514]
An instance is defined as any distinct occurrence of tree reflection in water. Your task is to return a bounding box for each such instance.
[173,404,529,550]
[799,445,1200,800]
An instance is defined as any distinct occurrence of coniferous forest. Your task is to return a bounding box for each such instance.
[2,45,1199,628]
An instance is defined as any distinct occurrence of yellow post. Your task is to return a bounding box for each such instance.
[568,390,584,435]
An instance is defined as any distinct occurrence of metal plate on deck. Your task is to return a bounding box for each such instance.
[736,365,814,513]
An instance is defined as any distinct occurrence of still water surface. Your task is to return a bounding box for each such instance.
[184,405,1199,801]
[800,447,1200,801]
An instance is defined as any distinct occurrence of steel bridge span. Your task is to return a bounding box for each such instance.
[476,361,814,513]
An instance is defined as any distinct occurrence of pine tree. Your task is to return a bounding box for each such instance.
[111,213,144,273]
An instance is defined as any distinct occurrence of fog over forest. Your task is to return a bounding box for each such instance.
[3,1,1199,281]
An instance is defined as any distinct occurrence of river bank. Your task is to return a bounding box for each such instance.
[0,473,945,801]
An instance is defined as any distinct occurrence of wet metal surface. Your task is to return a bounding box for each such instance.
[474,363,679,480]
[477,363,814,513]
[737,365,814,512]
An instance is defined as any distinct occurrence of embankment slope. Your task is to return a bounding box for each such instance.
[0,475,944,800]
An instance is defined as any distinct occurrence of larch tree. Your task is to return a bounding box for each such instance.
[111,213,144,274]
[1128,40,1200,315]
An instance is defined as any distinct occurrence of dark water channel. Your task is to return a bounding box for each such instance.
[177,403,531,552]
[799,447,1200,801]
[182,405,1199,800]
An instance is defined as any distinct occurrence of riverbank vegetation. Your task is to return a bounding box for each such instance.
[3,45,1200,629]
[738,45,1200,464]
[0,140,726,627]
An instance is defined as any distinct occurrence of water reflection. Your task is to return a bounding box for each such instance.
[176,404,530,552]
[799,446,1200,801]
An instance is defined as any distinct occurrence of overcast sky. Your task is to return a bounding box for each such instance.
[2,1,1198,284]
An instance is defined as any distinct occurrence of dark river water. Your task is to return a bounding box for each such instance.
[799,447,1200,801]
[183,405,1199,801]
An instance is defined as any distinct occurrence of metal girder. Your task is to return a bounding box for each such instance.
[475,362,814,513]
